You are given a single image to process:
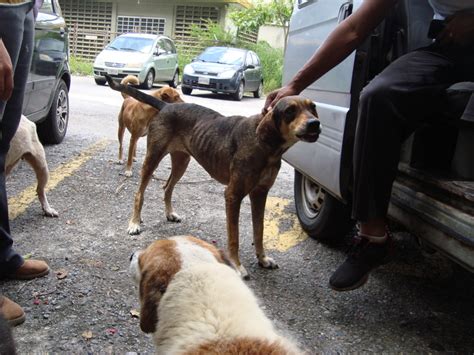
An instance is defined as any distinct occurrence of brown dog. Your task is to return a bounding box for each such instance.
[117,75,184,177]
[106,75,321,278]
[6,115,58,217]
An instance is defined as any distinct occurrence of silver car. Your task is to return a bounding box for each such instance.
[93,33,179,89]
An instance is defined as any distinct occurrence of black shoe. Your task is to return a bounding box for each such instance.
[329,232,394,291]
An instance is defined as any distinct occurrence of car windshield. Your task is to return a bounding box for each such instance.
[107,36,154,53]
[197,47,245,65]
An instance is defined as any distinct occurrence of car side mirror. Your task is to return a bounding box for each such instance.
[245,64,255,69]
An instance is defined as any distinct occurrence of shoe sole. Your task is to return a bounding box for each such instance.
[7,313,26,327]
[329,273,369,292]
[8,267,50,280]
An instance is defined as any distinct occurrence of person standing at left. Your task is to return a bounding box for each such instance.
[0,0,50,326]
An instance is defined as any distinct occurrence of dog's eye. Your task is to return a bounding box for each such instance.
[129,252,134,261]
[310,103,316,112]
[285,106,296,120]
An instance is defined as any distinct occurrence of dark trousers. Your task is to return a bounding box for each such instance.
[0,3,34,276]
[352,44,474,222]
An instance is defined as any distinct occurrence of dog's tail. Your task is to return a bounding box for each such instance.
[120,75,140,99]
[105,74,167,111]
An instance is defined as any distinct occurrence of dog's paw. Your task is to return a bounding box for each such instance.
[128,222,142,235]
[237,265,250,280]
[43,208,59,218]
[258,256,279,269]
[124,170,133,177]
[166,212,181,223]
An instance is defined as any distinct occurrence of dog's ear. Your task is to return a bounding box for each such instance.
[256,110,282,145]
[160,91,171,102]
[138,269,166,333]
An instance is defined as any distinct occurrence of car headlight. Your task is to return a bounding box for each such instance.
[39,53,53,62]
[127,62,144,68]
[218,70,236,79]
[183,64,195,75]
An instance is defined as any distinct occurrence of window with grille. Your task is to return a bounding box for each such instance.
[174,5,220,39]
[117,16,165,35]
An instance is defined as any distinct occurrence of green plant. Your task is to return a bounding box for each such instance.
[244,41,283,93]
[69,56,93,76]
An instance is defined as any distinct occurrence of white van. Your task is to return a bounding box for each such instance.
[283,0,474,271]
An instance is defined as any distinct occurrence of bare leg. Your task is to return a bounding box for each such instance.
[225,184,247,278]
[249,186,277,269]
[125,134,139,177]
[128,149,166,235]
[163,151,190,222]
[117,115,125,164]
[23,153,58,217]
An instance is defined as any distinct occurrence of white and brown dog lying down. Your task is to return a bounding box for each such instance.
[130,236,303,355]
[6,115,58,217]
[106,75,321,279]
[117,75,184,177]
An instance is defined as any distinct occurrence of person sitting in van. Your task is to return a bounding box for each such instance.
[264,0,474,291]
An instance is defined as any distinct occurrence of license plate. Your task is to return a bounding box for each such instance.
[198,76,210,85]
[107,68,119,75]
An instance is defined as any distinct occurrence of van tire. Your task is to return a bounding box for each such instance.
[294,170,353,243]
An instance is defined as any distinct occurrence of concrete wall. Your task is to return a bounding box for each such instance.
[258,24,286,49]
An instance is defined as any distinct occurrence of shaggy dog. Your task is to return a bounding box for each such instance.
[129,236,303,354]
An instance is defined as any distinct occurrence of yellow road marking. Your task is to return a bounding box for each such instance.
[264,196,307,252]
[8,140,110,220]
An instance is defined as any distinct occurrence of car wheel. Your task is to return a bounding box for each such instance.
[181,87,192,95]
[95,78,106,86]
[294,170,354,243]
[169,70,179,88]
[141,70,154,90]
[37,79,69,144]
[233,80,244,101]
[253,81,263,98]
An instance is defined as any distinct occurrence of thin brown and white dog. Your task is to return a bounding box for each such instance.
[129,235,303,354]
[117,75,184,177]
[106,75,321,278]
[6,115,58,217]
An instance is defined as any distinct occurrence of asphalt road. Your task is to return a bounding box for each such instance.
[2,76,474,353]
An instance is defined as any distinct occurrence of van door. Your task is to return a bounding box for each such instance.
[283,0,360,199]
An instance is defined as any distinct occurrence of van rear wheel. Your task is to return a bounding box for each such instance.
[294,170,353,243]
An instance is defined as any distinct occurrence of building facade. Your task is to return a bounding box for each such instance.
[59,0,250,60]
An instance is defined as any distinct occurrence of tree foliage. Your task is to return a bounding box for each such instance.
[230,0,293,50]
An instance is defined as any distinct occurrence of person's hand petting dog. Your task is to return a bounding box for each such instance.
[437,12,474,48]
[0,39,13,101]
[262,84,301,115]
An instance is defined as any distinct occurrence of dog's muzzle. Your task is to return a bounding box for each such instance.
[297,118,321,142]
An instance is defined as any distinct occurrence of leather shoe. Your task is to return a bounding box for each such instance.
[0,296,25,326]
[9,259,50,280]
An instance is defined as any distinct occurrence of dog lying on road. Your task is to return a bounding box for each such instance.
[106,74,320,278]
[6,115,58,217]
[117,75,184,177]
[130,236,302,354]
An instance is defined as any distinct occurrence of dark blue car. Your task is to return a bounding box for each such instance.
[182,46,263,101]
